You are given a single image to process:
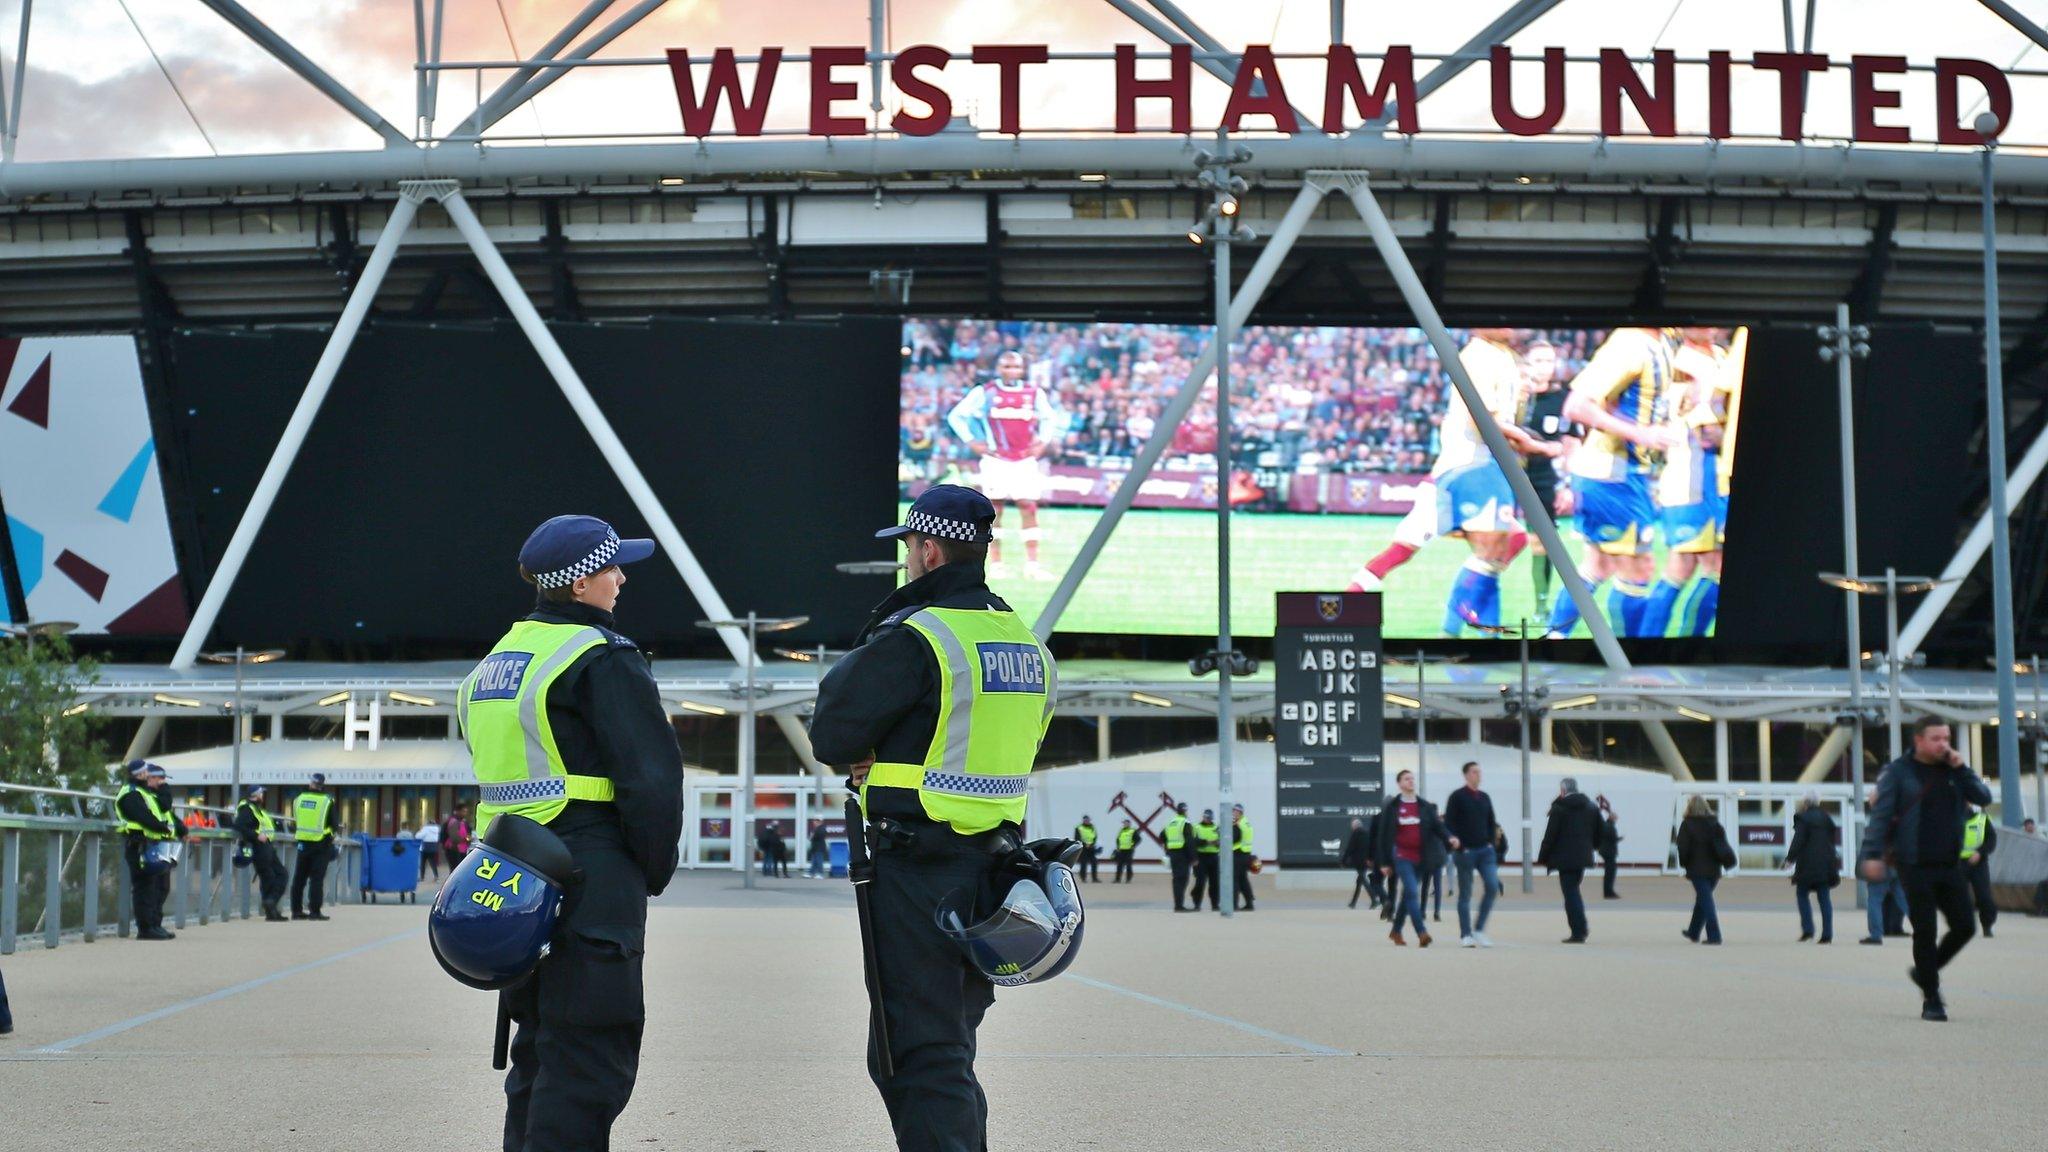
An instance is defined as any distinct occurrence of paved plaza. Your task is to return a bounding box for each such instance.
[3,872,2044,1150]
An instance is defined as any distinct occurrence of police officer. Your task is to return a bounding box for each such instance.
[810,485,1057,1152]
[1162,802,1193,910]
[1963,805,1998,938]
[1112,818,1138,883]
[116,761,182,940]
[1231,803,1256,911]
[234,785,289,922]
[1074,815,1100,882]
[1190,808,1222,911]
[290,773,340,920]
[461,515,683,1152]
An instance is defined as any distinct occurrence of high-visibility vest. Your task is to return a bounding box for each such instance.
[862,606,1057,835]
[238,800,275,838]
[293,793,334,842]
[1962,811,1988,858]
[1077,824,1097,846]
[1163,815,1188,850]
[118,784,176,841]
[1234,816,1253,854]
[1194,822,1221,854]
[1117,827,1138,851]
[461,621,616,828]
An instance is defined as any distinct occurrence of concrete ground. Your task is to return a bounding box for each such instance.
[3,869,2045,1150]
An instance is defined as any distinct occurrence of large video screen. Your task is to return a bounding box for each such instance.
[899,320,1749,639]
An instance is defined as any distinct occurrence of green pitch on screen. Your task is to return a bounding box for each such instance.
[901,503,1706,639]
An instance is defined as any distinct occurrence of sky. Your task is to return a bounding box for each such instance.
[2,0,2041,161]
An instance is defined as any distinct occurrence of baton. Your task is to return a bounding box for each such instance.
[845,797,895,1081]
[492,993,512,1071]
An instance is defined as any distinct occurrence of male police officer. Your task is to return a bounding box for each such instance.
[460,515,684,1151]
[1112,818,1138,882]
[290,773,339,920]
[1190,808,1222,911]
[234,785,289,922]
[1163,801,1193,910]
[811,484,1057,1152]
[1074,815,1100,882]
[1231,803,1256,911]
[116,761,182,940]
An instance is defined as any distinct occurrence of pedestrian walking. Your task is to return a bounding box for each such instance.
[1785,792,1840,944]
[1598,802,1623,899]
[1443,762,1501,947]
[808,822,830,878]
[1860,716,1994,1022]
[1340,817,1376,910]
[1373,770,1457,947]
[416,814,443,879]
[1537,777,1602,943]
[441,803,473,875]
[1675,796,1735,945]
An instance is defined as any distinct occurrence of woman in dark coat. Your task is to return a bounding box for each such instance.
[1675,796,1736,944]
[1784,792,1840,943]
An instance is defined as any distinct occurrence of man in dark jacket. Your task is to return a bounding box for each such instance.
[1859,716,1993,1022]
[1373,769,1457,946]
[469,515,686,1151]
[1443,762,1500,946]
[1537,777,1602,943]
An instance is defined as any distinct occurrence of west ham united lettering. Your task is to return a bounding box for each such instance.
[666,45,2014,144]
[977,642,1047,694]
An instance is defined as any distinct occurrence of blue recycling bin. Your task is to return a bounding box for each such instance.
[358,836,423,903]
[828,838,849,878]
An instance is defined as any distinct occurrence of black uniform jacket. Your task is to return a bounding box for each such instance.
[811,561,1022,827]
[117,787,181,839]
[518,601,684,895]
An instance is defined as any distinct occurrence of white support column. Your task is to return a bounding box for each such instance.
[1468,717,1481,745]
[170,191,425,670]
[1758,721,1772,787]
[1540,713,1553,754]
[1798,724,1853,784]
[3,0,30,162]
[1896,419,2048,659]
[1714,719,1730,783]
[1097,715,1112,762]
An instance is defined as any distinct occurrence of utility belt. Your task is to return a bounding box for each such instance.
[865,814,1021,863]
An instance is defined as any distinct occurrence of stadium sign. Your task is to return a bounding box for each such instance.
[1273,591,1385,868]
[667,45,2013,144]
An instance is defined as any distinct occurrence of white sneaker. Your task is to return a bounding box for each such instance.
[1474,932,1495,948]
[1459,935,1476,948]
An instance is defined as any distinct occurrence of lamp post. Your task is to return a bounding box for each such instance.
[200,647,283,919]
[1817,309,1871,844]
[1384,652,1463,800]
[697,613,808,889]
[1187,131,1256,919]
[1977,111,2027,826]
[1,619,78,658]
[1467,620,1545,892]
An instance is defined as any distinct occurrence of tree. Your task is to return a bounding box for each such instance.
[0,633,108,791]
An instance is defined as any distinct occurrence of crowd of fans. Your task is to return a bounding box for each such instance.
[900,319,1601,480]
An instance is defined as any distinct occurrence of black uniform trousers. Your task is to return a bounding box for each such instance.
[1601,855,1620,898]
[1112,848,1135,882]
[290,839,335,914]
[250,841,288,907]
[122,838,169,933]
[867,831,999,1152]
[1899,862,1977,995]
[1232,853,1254,909]
[1168,849,1192,909]
[1191,852,1221,910]
[503,839,648,1152]
[1077,844,1100,882]
[1967,859,1998,932]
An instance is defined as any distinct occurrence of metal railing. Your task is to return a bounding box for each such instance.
[0,782,364,954]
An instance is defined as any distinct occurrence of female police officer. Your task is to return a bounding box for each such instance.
[459,515,683,1152]
[810,484,1058,1152]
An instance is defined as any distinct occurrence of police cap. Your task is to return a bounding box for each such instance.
[877,484,995,544]
[519,515,656,589]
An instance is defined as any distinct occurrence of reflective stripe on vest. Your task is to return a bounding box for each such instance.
[1193,823,1220,853]
[1163,816,1187,850]
[118,785,176,841]
[293,793,333,842]
[462,620,616,828]
[861,605,1057,835]
[1234,817,1253,853]
[1117,828,1137,850]
[1962,811,1987,858]
[238,801,275,837]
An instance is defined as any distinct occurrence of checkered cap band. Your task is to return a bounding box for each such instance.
[532,531,620,589]
[904,510,986,542]
[921,771,1029,798]
[479,779,569,804]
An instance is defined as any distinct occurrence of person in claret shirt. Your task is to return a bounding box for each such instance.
[1372,769,1459,947]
